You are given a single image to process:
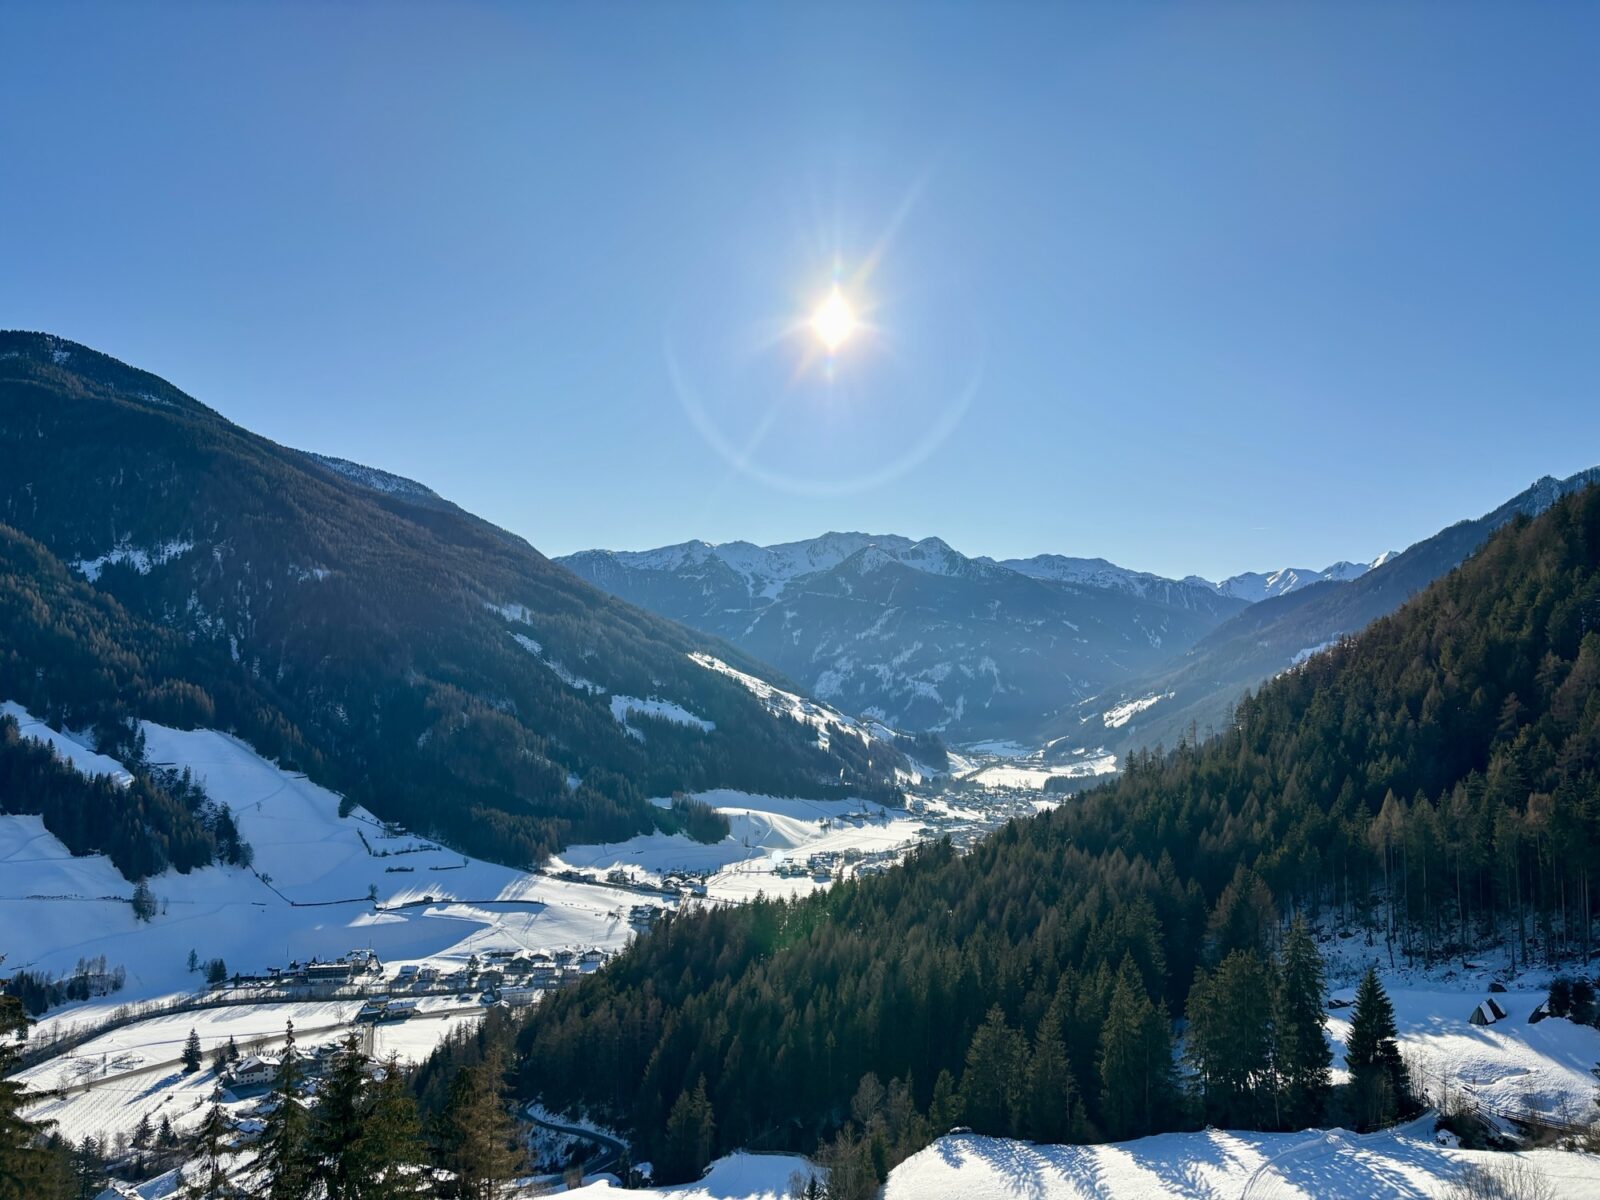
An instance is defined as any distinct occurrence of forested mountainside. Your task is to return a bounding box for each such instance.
[0,332,907,869]
[559,535,1247,738]
[515,485,1600,1170]
[1046,465,1600,761]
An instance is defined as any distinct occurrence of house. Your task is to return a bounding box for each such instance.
[380,998,418,1021]
[500,986,537,1008]
[228,1054,280,1088]
[1469,997,1509,1026]
[578,948,605,966]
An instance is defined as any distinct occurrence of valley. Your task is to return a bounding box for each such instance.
[4,343,1600,1199]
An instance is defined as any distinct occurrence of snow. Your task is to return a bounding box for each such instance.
[1328,987,1600,1127]
[960,739,1032,758]
[966,753,1117,791]
[689,652,875,753]
[610,695,715,734]
[566,1152,813,1199]
[1101,692,1173,729]
[1,702,134,786]
[304,452,438,502]
[1291,639,1339,666]
[554,790,923,902]
[1,708,639,1019]
[70,539,193,583]
[883,1125,1600,1199]
[510,630,605,693]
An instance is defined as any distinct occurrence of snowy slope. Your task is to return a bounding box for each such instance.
[2,705,637,1014]
[883,1125,1600,1199]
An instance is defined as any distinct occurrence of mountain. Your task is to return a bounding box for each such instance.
[1197,552,1398,603]
[559,535,1250,740]
[1044,467,1600,760]
[514,480,1600,1166]
[0,331,909,869]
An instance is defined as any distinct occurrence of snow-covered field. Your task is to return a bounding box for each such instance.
[554,790,927,902]
[963,749,1117,791]
[882,1123,1600,1199]
[1330,987,1600,1125]
[2,713,635,1019]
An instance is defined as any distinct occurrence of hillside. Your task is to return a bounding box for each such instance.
[1044,466,1600,760]
[0,332,908,869]
[560,534,1248,739]
[514,484,1600,1167]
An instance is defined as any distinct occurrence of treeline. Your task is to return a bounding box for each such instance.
[511,487,1600,1166]
[0,712,248,880]
[3,956,126,1018]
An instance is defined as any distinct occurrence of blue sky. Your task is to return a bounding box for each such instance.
[2,2,1597,580]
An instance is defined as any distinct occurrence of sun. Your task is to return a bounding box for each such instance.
[810,287,857,354]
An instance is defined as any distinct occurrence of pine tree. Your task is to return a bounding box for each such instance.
[1275,915,1332,1128]
[181,1028,203,1074]
[961,1005,1024,1136]
[312,1034,370,1199]
[1097,959,1174,1140]
[438,1057,522,1200]
[254,1023,313,1200]
[131,880,156,922]
[1345,968,1409,1131]
[1021,1001,1077,1143]
[658,1077,715,1185]
[0,996,71,1200]
[928,1069,963,1135]
[183,1105,234,1199]
[1184,950,1273,1128]
[360,1059,429,1199]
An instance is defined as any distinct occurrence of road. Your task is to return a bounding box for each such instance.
[525,1105,629,1179]
[23,1003,485,1103]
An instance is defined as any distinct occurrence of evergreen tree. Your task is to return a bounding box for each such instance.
[1345,968,1409,1131]
[961,1005,1024,1136]
[1022,1002,1077,1143]
[1097,959,1174,1140]
[437,1057,522,1200]
[183,1105,234,1199]
[131,880,157,922]
[254,1023,313,1200]
[1275,915,1332,1128]
[658,1077,715,1185]
[312,1035,370,1199]
[0,996,71,1200]
[360,1059,429,1199]
[181,1028,203,1074]
[1184,950,1273,1128]
[928,1069,963,1135]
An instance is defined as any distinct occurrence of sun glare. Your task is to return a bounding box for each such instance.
[810,287,857,354]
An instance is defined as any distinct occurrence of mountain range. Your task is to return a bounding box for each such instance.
[557,536,1397,740]
[0,332,910,868]
[559,535,1253,739]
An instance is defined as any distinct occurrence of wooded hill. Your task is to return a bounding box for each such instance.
[0,332,907,870]
[514,484,1600,1167]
